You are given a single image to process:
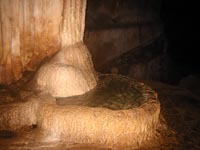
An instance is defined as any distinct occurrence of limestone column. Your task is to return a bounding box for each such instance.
[31,0,98,97]
[61,0,86,47]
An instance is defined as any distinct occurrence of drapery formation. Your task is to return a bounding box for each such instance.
[0,0,87,84]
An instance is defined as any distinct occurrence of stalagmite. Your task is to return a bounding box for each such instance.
[0,0,161,149]
[31,42,97,97]
[30,0,98,97]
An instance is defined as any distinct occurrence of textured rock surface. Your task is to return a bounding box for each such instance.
[30,42,97,97]
[0,74,200,150]
[0,75,160,149]
[0,98,39,131]
[0,0,87,84]
[1,74,200,149]
[84,0,163,69]
[0,0,63,84]
[0,0,163,84]
[99,37,171,83]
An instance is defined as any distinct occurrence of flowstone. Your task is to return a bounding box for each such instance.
[0,74,160,149]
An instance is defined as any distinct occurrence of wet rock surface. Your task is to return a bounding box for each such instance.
[0,72,200,149]
[57,74,147,110]
[0,73,160,149]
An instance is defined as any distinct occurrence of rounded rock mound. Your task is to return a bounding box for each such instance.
[39,74,160,148]
[0,75,160,149]
[30,42,98,97]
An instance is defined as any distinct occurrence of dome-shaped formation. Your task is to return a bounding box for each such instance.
[32,63,96,97]
[30,42,98,97]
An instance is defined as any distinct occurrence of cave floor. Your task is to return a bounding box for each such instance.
[0,73,200,149]
[146,81,200,150]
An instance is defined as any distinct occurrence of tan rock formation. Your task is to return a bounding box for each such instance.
[30,0,98,97]
[31,42,97,97]
[0,0,96,87]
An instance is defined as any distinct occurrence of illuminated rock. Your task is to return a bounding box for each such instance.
[31,42,97,97]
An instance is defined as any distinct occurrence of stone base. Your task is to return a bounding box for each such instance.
[0,75,160,149]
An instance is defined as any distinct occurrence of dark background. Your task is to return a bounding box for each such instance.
[160,0,198,77]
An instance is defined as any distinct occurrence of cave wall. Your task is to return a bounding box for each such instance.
[0,0,63,84]
[84,0,163,69]
[0,0,86,84]
[0,0,162,84]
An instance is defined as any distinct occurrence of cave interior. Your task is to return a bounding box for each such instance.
[0,0,199,149]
